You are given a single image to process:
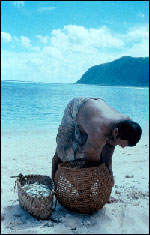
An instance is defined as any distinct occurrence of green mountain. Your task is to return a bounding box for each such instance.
[76,56,149,86]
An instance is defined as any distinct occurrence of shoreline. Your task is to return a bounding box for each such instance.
[2,80,149,89]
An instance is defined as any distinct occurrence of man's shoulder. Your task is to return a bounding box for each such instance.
[77,98,104,120]
[77,99,110,134]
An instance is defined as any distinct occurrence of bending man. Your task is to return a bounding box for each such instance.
[52,97,142,185]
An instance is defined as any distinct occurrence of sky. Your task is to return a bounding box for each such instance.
[1,1,149,83]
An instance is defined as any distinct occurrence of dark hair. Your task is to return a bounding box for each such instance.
[114,120,142,146]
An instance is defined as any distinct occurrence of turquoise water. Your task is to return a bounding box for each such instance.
[1,81,149,136]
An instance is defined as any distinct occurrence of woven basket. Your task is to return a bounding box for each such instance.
[55,159,113,214]
[16,174,54,220]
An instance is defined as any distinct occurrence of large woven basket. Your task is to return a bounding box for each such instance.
[55,159,113,214]
[16,174,54,220]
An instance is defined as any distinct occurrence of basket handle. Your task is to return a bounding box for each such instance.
[10,173,24,179]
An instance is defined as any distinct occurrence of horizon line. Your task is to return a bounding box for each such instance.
[1,80,149,88]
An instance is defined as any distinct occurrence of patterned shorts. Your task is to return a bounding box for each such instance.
[56,97,90,162]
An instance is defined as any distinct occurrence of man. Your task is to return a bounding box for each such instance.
[52,97,142,186]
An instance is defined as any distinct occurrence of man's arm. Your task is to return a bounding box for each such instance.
[52,153,62,182]
[101,143,115,186]
[77,109,106,161]
[101,143,115,172]
[82,133,106,162]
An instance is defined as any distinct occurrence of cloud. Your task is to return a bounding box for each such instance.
[42,46,63,59]
[20,36,40,51]
[125,25,149,42]
[20,36,32,48]
[37,6,56,13]
[1,32,12,42]
[12,1,24,8]
[136,12,145,18]
[2,33,40,51]
[125,39,149,57]
[36,35,50,44]
[51,25,124,49]
[14,36,20,42]
[1,24,149,83]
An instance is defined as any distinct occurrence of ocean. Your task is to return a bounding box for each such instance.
[1,81,149,137]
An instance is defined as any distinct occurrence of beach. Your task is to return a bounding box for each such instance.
[2,0,149,233]
[1,130,149,234]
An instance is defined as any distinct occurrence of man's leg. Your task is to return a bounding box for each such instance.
[52,153,62,182]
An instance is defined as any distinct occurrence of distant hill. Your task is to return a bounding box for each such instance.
[76,56,149,86]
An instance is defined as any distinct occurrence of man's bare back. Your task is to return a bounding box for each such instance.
[76,98,130,162]
[77,98,129,133]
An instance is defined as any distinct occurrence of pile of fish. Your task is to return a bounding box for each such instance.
[22,182,51,198]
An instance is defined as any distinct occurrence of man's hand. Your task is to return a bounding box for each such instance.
[111,175,115,187]
[75,152,84,159]
[108,167,115,187]
[107,196,118,204]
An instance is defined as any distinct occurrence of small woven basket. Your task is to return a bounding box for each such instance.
[16,174,54,220]
[55,159,113,214]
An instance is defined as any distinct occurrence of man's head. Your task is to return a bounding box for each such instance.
[111,120,142,148]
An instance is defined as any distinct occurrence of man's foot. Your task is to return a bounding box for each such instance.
[107,196,118,204]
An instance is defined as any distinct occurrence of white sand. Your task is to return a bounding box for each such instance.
[1,130,149,234]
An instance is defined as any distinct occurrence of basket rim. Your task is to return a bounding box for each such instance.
[58,161,108,171]
[16,174,54,200]
[16,174,54,189]
[16,174,53,181]
[17,173,53,178]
